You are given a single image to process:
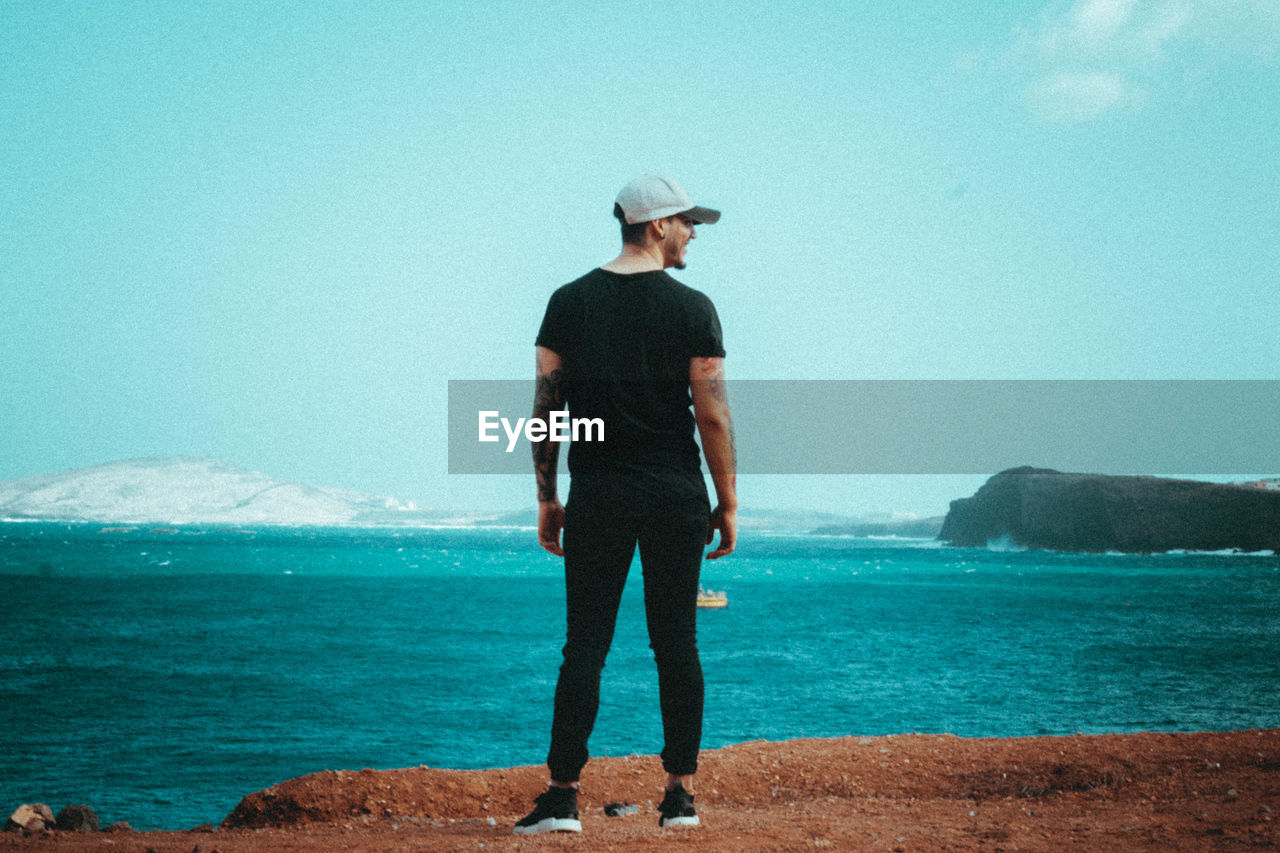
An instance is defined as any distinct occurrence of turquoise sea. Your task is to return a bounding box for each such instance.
[2,522,1277,830]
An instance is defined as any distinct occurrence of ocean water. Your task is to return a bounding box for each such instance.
[1,523,1277,830]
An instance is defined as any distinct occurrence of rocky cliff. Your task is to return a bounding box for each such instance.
[939,467,1280,553]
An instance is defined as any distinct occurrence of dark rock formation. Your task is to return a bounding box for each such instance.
[939,467,1280,553]
[55,804,99,832]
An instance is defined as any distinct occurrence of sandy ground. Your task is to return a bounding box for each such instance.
[4,730,1277,851]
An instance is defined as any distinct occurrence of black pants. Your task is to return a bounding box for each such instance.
[546,471,709,783]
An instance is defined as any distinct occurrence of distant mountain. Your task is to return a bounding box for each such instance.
[0,458,936,532]
[0,458,437,526]
[810,516,945,538]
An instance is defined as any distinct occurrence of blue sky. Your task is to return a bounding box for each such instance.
[3,1,1277,516]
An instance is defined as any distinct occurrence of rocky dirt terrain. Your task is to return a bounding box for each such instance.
[4,730,1277,851]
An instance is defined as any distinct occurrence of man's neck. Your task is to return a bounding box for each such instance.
[601,245,664,274]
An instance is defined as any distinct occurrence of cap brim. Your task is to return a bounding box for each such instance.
[684,205,720,224]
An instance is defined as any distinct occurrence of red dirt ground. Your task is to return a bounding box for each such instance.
[4,730,1277,851]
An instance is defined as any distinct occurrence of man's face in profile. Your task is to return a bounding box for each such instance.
[663,215,696,270]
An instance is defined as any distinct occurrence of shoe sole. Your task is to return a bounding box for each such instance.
[513,817,582,835]
[660,815,700,828]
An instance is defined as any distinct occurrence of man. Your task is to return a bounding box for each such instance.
[514,174,738,834]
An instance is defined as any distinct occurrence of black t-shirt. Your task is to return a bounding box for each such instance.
[535,268,725,478]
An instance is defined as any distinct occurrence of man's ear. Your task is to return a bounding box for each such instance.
[648,218,668,241]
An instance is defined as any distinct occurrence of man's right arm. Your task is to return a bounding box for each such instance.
[533,345,566,556]
[690,356,737,559]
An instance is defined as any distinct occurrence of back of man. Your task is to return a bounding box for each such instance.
[514,174,738,836]
[536,266,721,482]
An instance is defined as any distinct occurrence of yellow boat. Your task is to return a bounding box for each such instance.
[696,587,728,609]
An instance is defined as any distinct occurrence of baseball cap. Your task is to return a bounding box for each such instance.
[615,174,721,225]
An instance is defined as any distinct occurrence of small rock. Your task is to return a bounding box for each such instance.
[7,803,53,833]
[56,804,99,832]
[1226,789,1239,799]
[104,821,134,832]
[1259,805,1273,814]
[190,823,216,833]
[604,802,639,817]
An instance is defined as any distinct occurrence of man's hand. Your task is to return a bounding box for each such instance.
[532,346,566,555]
[705,503,737,559]
[691,357,737,560]
[538,499,566,557]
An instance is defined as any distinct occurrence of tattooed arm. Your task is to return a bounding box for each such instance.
[533,345,566,556]
[690,356,738,559]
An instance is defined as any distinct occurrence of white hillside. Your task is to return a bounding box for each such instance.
[0,458,416,525]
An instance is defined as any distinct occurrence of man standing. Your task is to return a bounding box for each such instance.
[514,174,738,834]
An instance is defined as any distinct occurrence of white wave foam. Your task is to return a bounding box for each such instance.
[986,534,1027,552]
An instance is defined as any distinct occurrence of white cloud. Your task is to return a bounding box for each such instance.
[1015,0,1277,122]
[1026,72,1131,122]
[1135,1,1192,58]
[1068,0,1140,49]
[1036,0,1189,62]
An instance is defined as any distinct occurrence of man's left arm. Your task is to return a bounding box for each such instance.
[532,345,566,556]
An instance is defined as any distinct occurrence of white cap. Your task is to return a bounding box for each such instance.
[614,174,721,225]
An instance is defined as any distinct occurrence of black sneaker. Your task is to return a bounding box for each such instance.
[513,786,582,835]
[657,784,699,827]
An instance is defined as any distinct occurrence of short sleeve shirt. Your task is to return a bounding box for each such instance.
[536,268,725,477]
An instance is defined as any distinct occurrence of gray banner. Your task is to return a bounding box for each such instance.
[448,380,1280,475]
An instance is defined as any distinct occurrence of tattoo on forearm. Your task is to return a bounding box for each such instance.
[696,358,727,403]
[534,442,559,502]
[534,368,565,412]
[532,368,565,502]
[728,422,738,471]
[709,373,727,403]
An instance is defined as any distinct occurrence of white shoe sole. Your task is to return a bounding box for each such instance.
[513,816,582,834]
[660,815,700,828]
